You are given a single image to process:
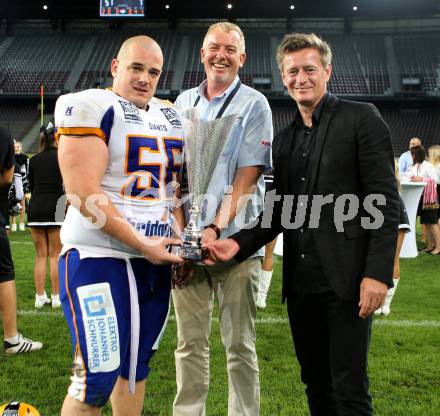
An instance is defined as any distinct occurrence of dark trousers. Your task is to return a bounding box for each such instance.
[287,290,373,416]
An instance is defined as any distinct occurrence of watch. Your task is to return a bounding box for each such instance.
[206,223,221,239]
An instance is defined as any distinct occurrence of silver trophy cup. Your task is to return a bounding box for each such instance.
[173,112,238,261]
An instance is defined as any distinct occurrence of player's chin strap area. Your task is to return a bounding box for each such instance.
[125,259,140,394]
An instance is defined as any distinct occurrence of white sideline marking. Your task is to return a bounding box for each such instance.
[373,319,440,328]
[254,317,440,328]
[16,309,440,327]
[18,309,63,317]
[10,241,33,245]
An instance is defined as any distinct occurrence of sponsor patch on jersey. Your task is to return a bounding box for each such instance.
[160,108,182,128]
[129,219,172,237]
[77,283,120,373]
[260,140,271,147]
[119,101,143,124]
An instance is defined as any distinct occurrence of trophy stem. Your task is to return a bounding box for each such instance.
[175,202,206,261]
[186,203,200,231]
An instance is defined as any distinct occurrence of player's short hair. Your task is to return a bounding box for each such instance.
[276,33,332,71]
[204,22,246,52]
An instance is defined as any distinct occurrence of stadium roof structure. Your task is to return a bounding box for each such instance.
[4,0,440,20]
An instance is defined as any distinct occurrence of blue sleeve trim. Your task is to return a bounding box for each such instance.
[100,106,115,145]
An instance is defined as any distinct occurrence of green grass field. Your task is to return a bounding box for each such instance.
[1,230,439,415]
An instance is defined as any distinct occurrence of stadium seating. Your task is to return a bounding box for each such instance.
[393,34,440,92]
[354,35,390,95]
[272,107,294,135]
[0,105,39,141]
[1,32,439,96]
[240,34,272,89]
[182,34,205,90]
[0,24,439,158]
[74,33,126,90]
[381,108,440,156]
[0,35,84,93]
[325,35,368,95]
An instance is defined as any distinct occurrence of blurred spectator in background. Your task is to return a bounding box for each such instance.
[1,125,42,354]
[409,145,440,255]
[376,164,410,316]
[398,137,421,174]
[8,161,24,221]
[27,122,64,308]
[428,145,440,228]
[10,140,29,232]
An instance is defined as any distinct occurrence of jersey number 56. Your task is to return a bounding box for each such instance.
[121,135,183,201]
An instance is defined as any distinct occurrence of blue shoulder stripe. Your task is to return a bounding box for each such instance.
[100,106,115,145]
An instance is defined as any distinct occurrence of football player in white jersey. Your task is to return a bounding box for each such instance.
[55,36,183,416]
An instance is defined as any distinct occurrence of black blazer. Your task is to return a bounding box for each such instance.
[234,93,400,302]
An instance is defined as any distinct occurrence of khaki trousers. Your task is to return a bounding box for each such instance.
[172,258,261,416]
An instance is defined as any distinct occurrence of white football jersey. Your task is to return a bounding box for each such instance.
[55,89,184,258]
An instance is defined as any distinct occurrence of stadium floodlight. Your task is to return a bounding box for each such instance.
[353,6,358,11]
[43,4,48,10]
[227,3,232,9]
[165,4,170,9]
[290,5,295,10]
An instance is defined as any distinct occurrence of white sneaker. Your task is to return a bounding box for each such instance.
[381,279,399,317]
[374,307,382,315]
[256,270,273,309]
[35,292,51,308]
[18,223,25,231]
[256,294,267,309]
[10,223,17,232]
[3,333,43,355]
[51,294,61,308]
[382,304,391,316]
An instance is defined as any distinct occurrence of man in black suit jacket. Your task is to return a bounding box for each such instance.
[204,33,400,415]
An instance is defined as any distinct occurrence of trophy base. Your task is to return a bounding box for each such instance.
[171,244,208,262]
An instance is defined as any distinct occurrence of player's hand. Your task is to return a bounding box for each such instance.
[358,277,388,318]
[201,227,218,244]
[203,238,240,265]
[172,260,194,288]
[140,236,184,265]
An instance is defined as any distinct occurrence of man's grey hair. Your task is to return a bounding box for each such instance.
[204,21,246,53]
[276,33,332,71]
